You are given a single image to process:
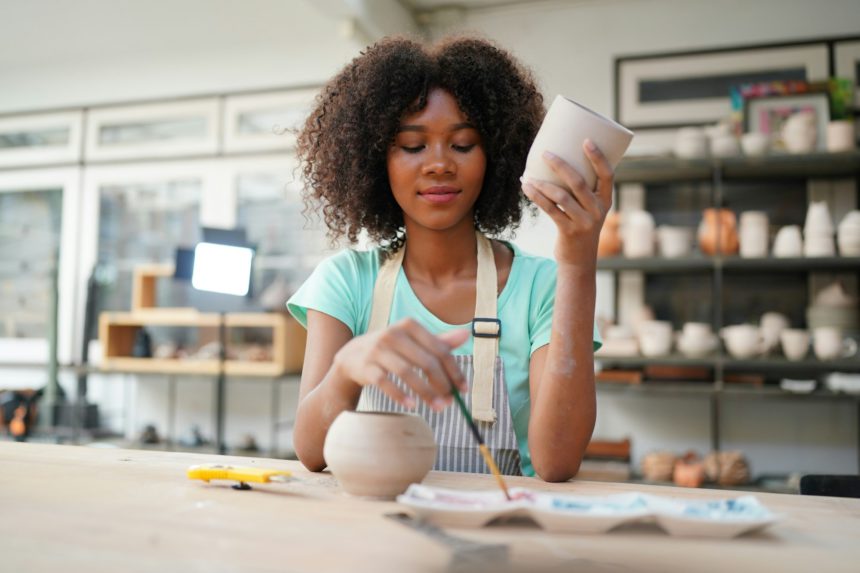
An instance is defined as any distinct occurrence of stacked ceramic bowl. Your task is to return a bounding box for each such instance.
[837,211,860,256]
[803,201,835,257]
[806,281,859,333]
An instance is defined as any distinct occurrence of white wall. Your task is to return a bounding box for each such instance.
[430,0,860,476]
[0,0,362,113]
[1,0,857,476]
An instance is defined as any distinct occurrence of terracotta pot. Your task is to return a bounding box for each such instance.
[323,411,436,498]
[698,208,739,255]
[597,212,622,257]
[673,452,705,488]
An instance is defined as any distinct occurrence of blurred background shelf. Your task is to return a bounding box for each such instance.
[598,255,860,272]
[616,150,860,184]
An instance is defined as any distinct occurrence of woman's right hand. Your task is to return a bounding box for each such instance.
[332,318,470,411]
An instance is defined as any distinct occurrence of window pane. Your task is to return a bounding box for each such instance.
[235,172,326,305]
[96,178,201,315]
[0,189,62,338]
[0,127,70,149]
[98,117,206,145]
[237,107,308,136]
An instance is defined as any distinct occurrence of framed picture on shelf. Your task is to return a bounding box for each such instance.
[834,39,860,109]
[744,91,831,151]
[615,42,829,129]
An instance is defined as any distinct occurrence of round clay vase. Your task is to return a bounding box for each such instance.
[698,208,739,255]
[323,411,436,499]
[597,211,622,257]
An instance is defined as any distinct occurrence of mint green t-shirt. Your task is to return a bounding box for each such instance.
[286,242,601,477]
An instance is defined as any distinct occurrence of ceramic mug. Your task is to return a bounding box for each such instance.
[780,329,811,361]
[622,210,656,258]
[739,211,769,258]
[657,225,692,258]
[523,95,634,191]
[826,120,856,152]
[638,320,673,357]
[813,327,858,361]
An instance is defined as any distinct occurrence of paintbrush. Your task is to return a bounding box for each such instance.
[449,384,512,501]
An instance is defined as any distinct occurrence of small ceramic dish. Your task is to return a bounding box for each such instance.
[529,492,651,534]
[398,485,781,538]
[647,494,781,538]
[397,485,532,528]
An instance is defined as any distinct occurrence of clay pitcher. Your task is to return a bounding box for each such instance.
[698,208,739,255]
[323,411,436,498]
[597,211,622,257]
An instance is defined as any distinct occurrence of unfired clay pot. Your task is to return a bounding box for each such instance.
[324,411,436,498]
[698,208,739,255]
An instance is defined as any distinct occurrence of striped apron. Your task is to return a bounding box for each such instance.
[357,232,522,476]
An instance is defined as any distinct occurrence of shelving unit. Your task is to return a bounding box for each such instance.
[99,310,305,377]
[600,150,860,470]
[100,264,306,377]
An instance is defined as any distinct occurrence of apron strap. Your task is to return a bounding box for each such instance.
[471,233,498,422]
[367,231,499,423]
[368,246,405,333]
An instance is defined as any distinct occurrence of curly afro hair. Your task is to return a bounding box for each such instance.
[296,35,544,249]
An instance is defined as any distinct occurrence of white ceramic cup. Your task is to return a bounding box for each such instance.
[773,225,803,258]
[780,329,810,361]
[804,201,834,235]
[674,127,709,159]
[523,95,634,191]
[813,327,859,360]
[638,320,673,357]
[760,312,790,353]
[622,210,656,258]
[826,120,856,152]
[657,225,692,258]
[739,211,769,258]
[741,132,770,156]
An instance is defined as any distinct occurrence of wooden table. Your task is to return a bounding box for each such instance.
[2,442,858,572]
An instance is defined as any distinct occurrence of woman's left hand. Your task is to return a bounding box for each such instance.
[522,139,614,268]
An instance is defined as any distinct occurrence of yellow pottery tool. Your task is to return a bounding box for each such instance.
[449,385,512,501]
[187,464,295,490]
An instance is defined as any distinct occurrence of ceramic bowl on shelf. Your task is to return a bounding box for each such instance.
[721,324,765,359]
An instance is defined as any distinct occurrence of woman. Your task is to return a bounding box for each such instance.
[287,35,611,481]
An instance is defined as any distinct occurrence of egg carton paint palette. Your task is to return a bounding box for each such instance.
[397,485,781,538]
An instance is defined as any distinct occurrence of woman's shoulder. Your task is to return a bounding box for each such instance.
[315,247,382,278]
[507,241,557,273]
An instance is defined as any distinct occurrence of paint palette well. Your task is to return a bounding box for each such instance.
[397,485,780,537]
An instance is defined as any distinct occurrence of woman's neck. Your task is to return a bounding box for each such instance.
[401,220,479,286]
